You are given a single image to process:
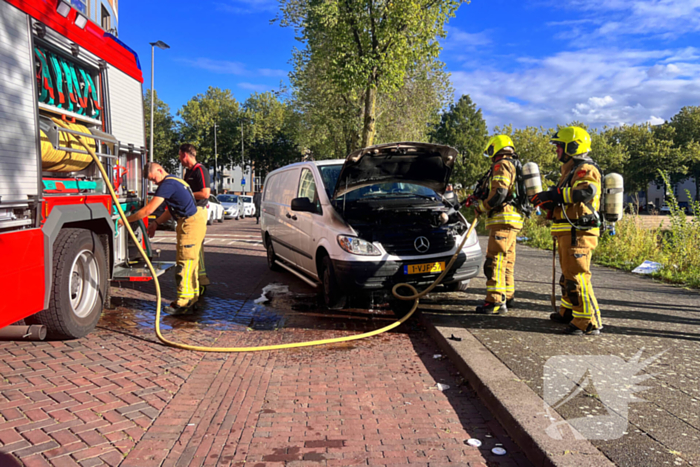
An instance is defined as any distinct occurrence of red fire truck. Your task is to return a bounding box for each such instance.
[0,0,171,340]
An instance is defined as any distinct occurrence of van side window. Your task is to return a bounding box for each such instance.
[298,169,321,214]
[263,179,273,201]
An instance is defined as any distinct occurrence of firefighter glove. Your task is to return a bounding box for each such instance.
[463,195,477,208]
[530,188,563,211]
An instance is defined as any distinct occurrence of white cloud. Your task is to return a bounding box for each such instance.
[552,0,700,41]
[648,116,665,125]
[442,28,491,50]
[178,58,288,79]
[450,47,700,129]
[215,0,277,14]
[238,82,272,91]
[647,63,681,77]
[178,58,248,75]
[258,68,288,78]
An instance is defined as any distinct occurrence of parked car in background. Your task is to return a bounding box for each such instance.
[217,194,243,219]
[260,142,482,314]
[677,201,693,215]
[241,195,255,217]
[660,203,671,214]
[206,195,225,225]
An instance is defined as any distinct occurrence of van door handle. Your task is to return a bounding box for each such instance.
[286,213,297,221]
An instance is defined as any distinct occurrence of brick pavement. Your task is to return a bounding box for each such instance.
[1,218,530,466]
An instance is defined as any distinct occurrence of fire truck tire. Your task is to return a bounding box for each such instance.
[29,229,108,339]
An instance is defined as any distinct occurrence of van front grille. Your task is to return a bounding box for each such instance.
[379,230,455,256]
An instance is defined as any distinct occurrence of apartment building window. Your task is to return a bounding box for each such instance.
[101,5,111,31]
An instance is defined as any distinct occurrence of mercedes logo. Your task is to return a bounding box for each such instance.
[414,236,430,253]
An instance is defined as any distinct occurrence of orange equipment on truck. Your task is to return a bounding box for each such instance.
[0,0,172,340]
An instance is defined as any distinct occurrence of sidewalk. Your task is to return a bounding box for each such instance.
[420,237,700,467]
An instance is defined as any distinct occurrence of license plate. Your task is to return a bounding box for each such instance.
[404,262,445,275]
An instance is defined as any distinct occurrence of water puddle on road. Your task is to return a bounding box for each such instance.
[101,283,403,335]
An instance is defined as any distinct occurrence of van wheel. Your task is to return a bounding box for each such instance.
[445,279,470,292]
[217,212,224,223]
[266,238,281,271]
[207,214,213,226]
[29,229,107,339]
[389,298,417,319]
[320,256,346,310]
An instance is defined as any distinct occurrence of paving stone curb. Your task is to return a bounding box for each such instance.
[420,315,615,467]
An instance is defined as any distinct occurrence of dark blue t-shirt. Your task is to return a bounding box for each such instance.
[155,176,198,219]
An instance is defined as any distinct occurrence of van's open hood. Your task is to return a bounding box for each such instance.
[331,142,458,200]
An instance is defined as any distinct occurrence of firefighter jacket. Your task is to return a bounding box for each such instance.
[475,156,523,230]
[551,157,602,238]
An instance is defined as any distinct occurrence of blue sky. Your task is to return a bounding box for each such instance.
[120,0,700,130]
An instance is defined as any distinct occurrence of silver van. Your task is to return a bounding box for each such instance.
[260,142,483,312]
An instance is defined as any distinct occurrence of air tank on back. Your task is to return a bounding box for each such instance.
[603,173,624,223]
[522,162,542,197]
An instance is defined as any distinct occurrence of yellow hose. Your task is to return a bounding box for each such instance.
[52,118,477,352]
[41,122,95,172]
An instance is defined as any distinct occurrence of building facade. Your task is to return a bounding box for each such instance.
[69,0,118,34]
[214,165,259,195]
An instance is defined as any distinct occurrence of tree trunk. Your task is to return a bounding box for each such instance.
[361,85,377,148]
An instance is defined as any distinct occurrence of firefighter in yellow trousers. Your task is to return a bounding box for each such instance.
[472,135,524,314]
[122,163,207,313]
[531,127,603,335]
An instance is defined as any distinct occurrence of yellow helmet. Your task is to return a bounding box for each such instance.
[483,135,515,158]
[550,126,591,158]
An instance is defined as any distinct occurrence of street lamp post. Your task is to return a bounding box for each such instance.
[149,40,170,163]
[213,122,218,194]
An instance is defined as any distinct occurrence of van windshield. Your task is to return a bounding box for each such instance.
[241,196,252,203]
[217,195,238,203]
[318,164,438,201]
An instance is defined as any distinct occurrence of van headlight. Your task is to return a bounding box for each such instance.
[337,235,381,256]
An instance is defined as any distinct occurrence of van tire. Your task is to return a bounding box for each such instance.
[389,298,416,319]
[445,279,470,292]
[207,214,213,226]
[266,238,281,271]
[29,229,107,339]
[320,256,346,310]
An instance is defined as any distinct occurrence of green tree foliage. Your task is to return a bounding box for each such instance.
[430,95,488,187]
[278,0,465,147]
[143,90,180,173]
[606,123,685,201]
[493,125,558,184]
[243,92,301,180]
[669,106,700,200]
[178,87,241,178]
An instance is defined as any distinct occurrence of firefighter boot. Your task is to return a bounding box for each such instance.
[476,301,508,315]
[506,297,515,308]
[564,323,602,336]
[550,307,573,324]
[165,299,199,315]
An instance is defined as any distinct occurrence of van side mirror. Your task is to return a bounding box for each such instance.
[291,197,316,213]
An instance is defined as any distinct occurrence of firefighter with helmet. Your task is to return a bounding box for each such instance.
[530,126,603,335]
[471,135,524,314]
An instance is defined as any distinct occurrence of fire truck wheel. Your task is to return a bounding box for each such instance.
[30,229,108,339]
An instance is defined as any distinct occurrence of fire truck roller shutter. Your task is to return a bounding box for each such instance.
[107,65,145,148]
[40,123,96,172]
[0,1,39,200]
